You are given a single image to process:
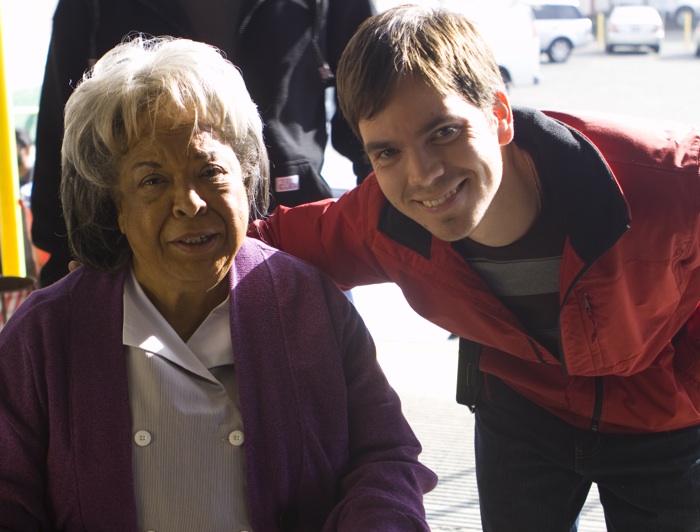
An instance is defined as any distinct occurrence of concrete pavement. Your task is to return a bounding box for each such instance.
[350,283,607,531]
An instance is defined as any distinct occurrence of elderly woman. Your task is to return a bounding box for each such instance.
[0,37,436,531]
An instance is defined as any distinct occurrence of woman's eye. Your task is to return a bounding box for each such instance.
[140,175,165,187]
[202,166,226,180]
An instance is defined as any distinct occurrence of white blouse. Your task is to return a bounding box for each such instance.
[123,269,253,532]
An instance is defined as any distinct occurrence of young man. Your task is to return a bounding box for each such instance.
[251,5,700,530]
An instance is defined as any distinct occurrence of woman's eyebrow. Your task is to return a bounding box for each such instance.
[129,161,161,172]
[191,150,220,162]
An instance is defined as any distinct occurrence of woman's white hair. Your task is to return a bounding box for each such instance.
[61,35,270,272]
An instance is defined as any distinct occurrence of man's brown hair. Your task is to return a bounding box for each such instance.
[337,4,506,139]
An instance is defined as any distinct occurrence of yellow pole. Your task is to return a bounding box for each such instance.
[684,11,692,49]
[597,12,605,48]
[0,3,26,277]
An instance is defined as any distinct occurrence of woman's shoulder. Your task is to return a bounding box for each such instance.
[238,237,325,275]
[235,238,343,298]
[0,267,126,340]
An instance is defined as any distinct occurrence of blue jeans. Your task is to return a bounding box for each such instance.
[474,375,700,532]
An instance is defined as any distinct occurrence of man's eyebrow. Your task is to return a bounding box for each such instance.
[418,113,458,136]
[364,139,393,154]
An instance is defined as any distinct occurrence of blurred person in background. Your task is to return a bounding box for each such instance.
[15,128,33,187]
[0,36,436,530]
[0,130,35,277]
[14,128,37,277]
[31,0,374,287]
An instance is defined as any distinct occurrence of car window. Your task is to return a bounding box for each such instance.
[609,6,662,23]
[530,5,583,19]
[557,6,582,19]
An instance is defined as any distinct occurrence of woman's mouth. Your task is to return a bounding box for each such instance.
[179,235,214,245]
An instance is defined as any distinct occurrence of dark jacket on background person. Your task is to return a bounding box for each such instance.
[31,0,374,286]
[0,239,436,530]
[251,107,700,434]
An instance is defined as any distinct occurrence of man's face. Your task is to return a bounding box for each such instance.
[359,75,513,243]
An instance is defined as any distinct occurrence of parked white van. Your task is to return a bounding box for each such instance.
[372,0,541,87]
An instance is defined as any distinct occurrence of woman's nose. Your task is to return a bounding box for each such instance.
[173,186,207,217]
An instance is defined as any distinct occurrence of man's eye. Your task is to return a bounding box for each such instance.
[434,125,459,140]
[376,148,397,160]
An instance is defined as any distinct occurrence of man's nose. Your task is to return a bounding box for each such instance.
[406,148,444,187]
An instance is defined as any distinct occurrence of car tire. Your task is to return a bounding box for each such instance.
[547,38,573,63]
[650,44,660,53]
[696,45,700,57]
[605,44,615,54]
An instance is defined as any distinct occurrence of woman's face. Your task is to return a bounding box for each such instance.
[115,122,249,302]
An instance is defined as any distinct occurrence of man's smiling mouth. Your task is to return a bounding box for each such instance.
[421,184,460,208]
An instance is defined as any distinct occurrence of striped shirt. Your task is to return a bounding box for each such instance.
[453,199,566,357]
[123,270,253,531]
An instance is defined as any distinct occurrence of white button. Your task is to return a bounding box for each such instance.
[228,430,244,446]
[134,430,152,447]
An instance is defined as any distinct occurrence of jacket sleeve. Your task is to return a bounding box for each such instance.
[326,0,375,183]
[31,0,93,286]
[321,285,437,531]
[0,297,53,529]
[248,178,391,290]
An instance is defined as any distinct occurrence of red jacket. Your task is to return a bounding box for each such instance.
[251,108,700,434]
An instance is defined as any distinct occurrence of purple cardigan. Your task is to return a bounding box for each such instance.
[0,238,436,531]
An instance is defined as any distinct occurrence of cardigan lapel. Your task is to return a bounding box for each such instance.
[67,267,139,530]
[228,239,305,530]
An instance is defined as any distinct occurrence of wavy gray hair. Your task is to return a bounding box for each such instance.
[61,35,270,272]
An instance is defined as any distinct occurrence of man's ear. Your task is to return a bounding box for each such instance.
[492,91,514,146]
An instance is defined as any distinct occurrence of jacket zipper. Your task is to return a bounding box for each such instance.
[590,377,603,432]
[526,337,549,365]
[557,223,629,432]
